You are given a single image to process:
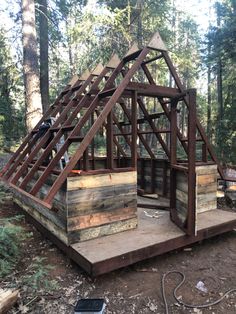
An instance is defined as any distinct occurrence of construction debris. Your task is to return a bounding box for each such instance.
[0,289,19,314]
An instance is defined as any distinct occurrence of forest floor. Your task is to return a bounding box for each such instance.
[0,154,236,314]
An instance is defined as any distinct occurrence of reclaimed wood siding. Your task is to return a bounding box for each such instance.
[92,157,170,195]
[137,159,170,195]
[176,165,217,220]
[15,170,137,245]
[67,171,138,243]
[196,165,218,213]
[19,172,67,225]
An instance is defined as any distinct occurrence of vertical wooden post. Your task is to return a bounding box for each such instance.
[107,110,114,169]
[202,143,207,162]
[170,100,177,165]
[187,89,196,235]
[162,160,167,196]
[131,91,137,169]
[151,158,155,193]
[170,99,177,213]
[117,149,120,168]
[83,149,89,171]
[91,112,95,170]
[140,158,145,190]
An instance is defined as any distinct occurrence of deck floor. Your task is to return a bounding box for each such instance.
[71,208,236,275]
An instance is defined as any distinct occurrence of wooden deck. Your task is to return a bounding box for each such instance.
[16,201,236,276]
[70,208,236,275]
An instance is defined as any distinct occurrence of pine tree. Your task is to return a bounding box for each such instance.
[21,0,42,131]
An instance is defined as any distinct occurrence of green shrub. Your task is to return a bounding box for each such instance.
[23,257,59,292]
[0,216,28,278]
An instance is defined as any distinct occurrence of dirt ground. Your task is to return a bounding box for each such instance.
[0,154,236,314]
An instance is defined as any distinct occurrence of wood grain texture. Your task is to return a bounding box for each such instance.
[12,187,66,229]
[175,165,218,220]
[195,164,217,175]
[14,198,68,244]
[13,168,138,244]
[67,207,137,231]
[67,184,136,204]
[0,289,19,314]
[67,171,137,191]
[68,217,138,243]
[68,197,136,217]
[197,174,217,185]
[66,171,137,242]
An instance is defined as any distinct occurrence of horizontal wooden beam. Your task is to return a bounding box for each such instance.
[9,183,52,209]
[114,129,170,136]
[126,82,180,98]
[117,112,168,126]
[90,83,180,99]
[142,54,163,65]
[123,49,142,63]
[68,167,135,177]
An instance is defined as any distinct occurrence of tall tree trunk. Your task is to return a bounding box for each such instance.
[136,0,143,47]
[217,59,223,121]
[2,75,13,146]
[169,0,176,88]
[207,2,212,141]
[216,5,223,153]
[38,0,49,113]
[207,43,212,140]
[21,0,42,131]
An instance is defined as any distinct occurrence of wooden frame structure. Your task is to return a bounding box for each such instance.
[1,32,236,275]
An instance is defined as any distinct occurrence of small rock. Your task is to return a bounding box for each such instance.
[148,302,158,312]
[184,247,192,252]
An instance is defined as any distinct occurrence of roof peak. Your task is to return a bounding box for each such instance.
[79,69,91,81]
[125,42,140,57]
[92,63,104,76]
[147,31,167,51]
[68,75,79,86]
[106,53,121,69]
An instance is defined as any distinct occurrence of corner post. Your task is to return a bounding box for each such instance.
[131,91,137,169]
[107,109,114,169]
[170,98,177,214]
[187,89,196,235]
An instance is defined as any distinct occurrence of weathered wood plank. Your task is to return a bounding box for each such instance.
[177,181,188,193]
[12,188,66,229]
[68,217,138,243]
[197,174,217,185]
[176,189,188,204]
[67,185,136,204]
[68,171,137,190]
[196,182,217,194]
[25,181,67,215]
[67,207,136,231]
[175,164,218,217]
[68,197,137,217]
[14,198,68,244]
[197,192,217,205]
[196,200,217,213]
[195,164,217,175]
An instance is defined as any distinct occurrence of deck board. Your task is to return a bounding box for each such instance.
[72,208,181,262]
[71,208,236,275]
